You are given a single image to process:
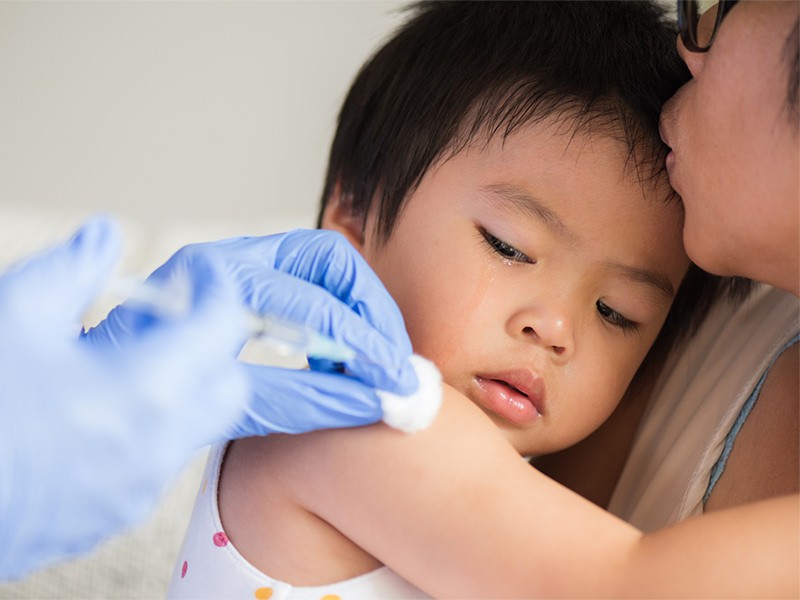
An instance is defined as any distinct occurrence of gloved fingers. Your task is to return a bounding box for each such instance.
[139,357,250,460]
[193,229,411,349]
[86,248,253,353]
[123,294,251,451]
[0,215,122,334]
[183,253,247,332]
[129,254,250,365]
[242,269,416,394]
[112,229,417,393]
[140,229,409,349]
[112,255,251,439]
[142,234,249,288]
[84,233,280,352]
[273,230,413,354]
[228,364,385,438]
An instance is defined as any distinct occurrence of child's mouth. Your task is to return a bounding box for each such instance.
[472,371,546,426]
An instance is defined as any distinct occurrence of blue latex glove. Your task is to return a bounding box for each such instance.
[0,217,250,580]
[85,228,418,436]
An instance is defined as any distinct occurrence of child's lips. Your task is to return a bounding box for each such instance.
[472,370,546,426]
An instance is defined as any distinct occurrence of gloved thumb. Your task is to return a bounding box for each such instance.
[0,215,122,335]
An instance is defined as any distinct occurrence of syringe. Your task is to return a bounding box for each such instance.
[104,276,356,363]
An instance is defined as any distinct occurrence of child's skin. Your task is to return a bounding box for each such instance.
[220,115,690,590]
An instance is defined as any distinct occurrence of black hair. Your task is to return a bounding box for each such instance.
[318,0,751,358]
[319,1,689,238]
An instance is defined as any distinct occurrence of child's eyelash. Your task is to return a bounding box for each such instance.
[479,228,534,264]
[596,300,640,335]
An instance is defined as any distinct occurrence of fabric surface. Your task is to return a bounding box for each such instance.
[608,284,799,532]
[168,444,431,600]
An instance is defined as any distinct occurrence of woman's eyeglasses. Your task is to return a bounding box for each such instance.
[678,0,739,52]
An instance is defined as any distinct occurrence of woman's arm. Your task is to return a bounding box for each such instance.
[279,384,798,598]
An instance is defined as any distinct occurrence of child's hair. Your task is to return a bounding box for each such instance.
[318,0,751,357]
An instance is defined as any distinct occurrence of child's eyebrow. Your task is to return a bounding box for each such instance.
[480,183,577,244]
[608,263,676,302]
[480,183,676,302]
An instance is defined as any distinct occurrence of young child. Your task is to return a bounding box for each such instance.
[168,2,748,598]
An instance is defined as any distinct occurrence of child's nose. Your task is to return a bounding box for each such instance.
[508,307,574,361]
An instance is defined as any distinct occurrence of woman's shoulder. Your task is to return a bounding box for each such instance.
[704,340,799,511]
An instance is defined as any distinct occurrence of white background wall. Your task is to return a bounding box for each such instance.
[0,1,408,236]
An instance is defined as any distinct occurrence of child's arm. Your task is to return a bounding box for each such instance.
[274,384,798,599]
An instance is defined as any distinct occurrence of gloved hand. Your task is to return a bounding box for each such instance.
[85,228,418,436]
[0,216,250,580]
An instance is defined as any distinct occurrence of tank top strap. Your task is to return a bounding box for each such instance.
[703,332,800,503]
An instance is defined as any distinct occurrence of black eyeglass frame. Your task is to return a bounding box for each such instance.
[678,0,739,53]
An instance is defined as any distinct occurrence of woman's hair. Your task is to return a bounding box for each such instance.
[318,0,751,357]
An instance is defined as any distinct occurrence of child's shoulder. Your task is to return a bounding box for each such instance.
[219,435,384,585]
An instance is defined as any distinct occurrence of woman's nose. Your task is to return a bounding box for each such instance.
[508,307,574,360]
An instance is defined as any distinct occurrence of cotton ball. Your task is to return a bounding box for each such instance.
[378,354,442,433]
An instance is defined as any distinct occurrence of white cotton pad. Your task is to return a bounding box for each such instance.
[378,354,443,434]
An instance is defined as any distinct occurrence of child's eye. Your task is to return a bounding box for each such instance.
[596,300,639,334]
[480,228,534,264]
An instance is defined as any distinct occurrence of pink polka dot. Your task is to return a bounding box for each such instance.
[212,531,228,547]
[181,561,188,578]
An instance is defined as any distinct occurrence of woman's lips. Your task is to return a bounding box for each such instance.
[665,150,675,172]
[658,116,672,148]
[659,117,677,176]
[473,371,546,426]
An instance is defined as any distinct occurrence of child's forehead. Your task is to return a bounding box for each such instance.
[418,116,676,214]
[445,112,660,182]
[454,104,657,162]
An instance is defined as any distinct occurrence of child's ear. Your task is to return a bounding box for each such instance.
[319,184,366,252]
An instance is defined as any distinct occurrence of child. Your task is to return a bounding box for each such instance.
[168,2,751,598]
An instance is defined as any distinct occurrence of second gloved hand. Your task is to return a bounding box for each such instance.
[0,217,250,579]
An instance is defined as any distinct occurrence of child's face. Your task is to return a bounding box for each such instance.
[325,119,689,456]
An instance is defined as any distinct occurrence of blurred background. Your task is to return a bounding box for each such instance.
[0,0,407,254]
[0,2,406,597]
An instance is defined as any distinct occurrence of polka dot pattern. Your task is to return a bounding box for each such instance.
[254,587,273,599]
[212,531,229,547]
